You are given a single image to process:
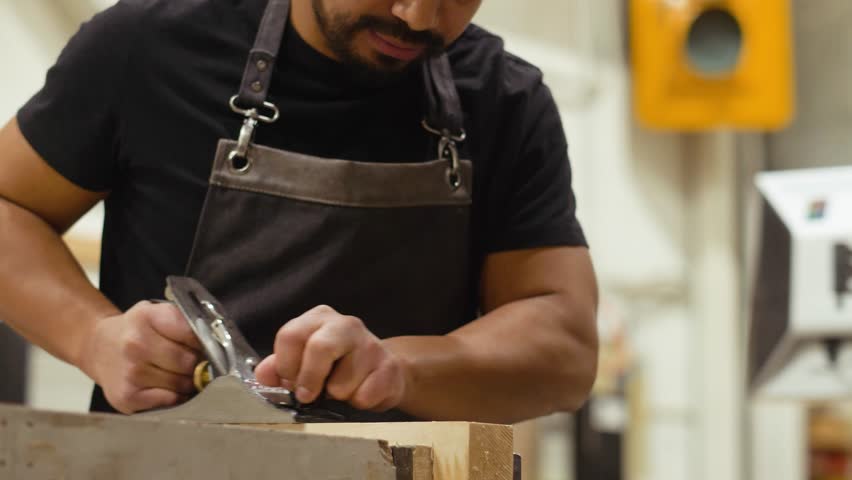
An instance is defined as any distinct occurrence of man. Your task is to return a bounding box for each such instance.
[0,0,598,424]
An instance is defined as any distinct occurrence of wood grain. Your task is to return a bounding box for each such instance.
[255,422,514,480]
[392,445,434,480]
[0,404,400,480]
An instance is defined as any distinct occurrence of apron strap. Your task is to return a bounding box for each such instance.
[234,0,291,111]
[422,54,465,139]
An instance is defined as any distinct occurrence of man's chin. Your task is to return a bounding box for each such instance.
[372,54,412,71]
[341,52,421,84]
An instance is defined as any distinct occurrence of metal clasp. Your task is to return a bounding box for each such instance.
[439,136,462,190]
[229,95,280,123]
[422,120,466,191]
[229,117,258,173]
[227,95,281,174]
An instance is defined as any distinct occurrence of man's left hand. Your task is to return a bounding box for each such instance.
[254,305,408,412]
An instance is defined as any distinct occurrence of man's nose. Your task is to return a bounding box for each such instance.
[391,0,440,32]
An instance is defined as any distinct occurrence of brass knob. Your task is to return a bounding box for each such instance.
[193,360,213,392]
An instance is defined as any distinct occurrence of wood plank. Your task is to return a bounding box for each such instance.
[392,445,433,480]
[259,422,514,480]
[512,419,537,480]
[0,403,400,480]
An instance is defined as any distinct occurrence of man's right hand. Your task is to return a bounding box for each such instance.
[0,118,207,415]
[78,301,203,414]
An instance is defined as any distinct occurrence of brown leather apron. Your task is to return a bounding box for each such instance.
[182,0,473,420]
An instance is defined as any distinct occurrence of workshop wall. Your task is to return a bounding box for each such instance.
[476,2,696,480]
[748,2,852,480]
[767,1,852,171]
[0,4,65,118]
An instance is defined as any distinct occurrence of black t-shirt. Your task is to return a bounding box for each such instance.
[18,0,586,319]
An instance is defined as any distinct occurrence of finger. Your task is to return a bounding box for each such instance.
[146,335,201,375]
[371,395,402,414]
[122,323,201,376]
[350,365,403,412]
[325,342,383,401]
[272,309,328,385]
[127,388,188,414]
[254,354,294,389]
[295,320,360,403]
[145,303,203,351]
[127,362,196,395]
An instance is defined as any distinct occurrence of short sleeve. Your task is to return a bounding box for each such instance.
[486,75,587,253]
[16,1,141,192]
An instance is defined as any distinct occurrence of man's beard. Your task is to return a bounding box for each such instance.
[311,0,445,84]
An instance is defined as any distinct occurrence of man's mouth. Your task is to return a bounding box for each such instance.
[367,30,427,62]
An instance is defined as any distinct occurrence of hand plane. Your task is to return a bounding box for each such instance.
[141,276,345,424]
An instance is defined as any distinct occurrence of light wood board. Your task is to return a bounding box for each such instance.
[256,421,514,480]
[392,445,434,480]
[0,404,404,480]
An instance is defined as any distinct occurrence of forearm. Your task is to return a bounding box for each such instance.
[0,199,119,367]
[385,293,598,424]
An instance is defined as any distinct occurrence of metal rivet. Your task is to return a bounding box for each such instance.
[0,418,6,427]
[25,420,33,428]
[256,59,268,71]
[251,81,263,92]
[26,462,33,468]
[0,459,6,467]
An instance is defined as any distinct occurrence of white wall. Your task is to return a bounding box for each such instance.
[0,4,64,120]
[768,1,852,171]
